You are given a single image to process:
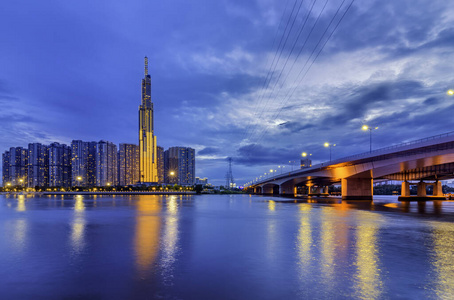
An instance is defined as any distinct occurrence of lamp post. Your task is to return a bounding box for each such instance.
[289,160,296,171]
[362,125,378,153]
[324,143,336,161]
[447,89,454,96]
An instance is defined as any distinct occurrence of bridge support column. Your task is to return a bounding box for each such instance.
[279,184,296,197]
[323,186,329,195]
[417,181,426,197]
[262,186,274,195]
[433,181,443,197]
[401,181,410,197]
[341,178,373,200]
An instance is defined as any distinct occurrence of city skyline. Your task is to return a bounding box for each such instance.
[1,1,454,185]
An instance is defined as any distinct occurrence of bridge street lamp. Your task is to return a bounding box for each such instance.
[324,143,336,161]
[362,125,378,153]
[447,89,454,96]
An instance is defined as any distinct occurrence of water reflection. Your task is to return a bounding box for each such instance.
[297,204,313,277]
[71,195,86,255]
[135,196,162,277]
[161,196,180,286]
[354,211,382,300]
[16,195,26,212]
[320,207,336,288]
[12,219,27,253]
[429,221,454,299]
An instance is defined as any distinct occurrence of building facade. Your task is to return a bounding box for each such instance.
[71,140,97,186]
[139,57,158,183]
[2,150,10,187]
[157,146,164,184]
[118,143,139,186]
[28,143,49,187]
[96,140,118,186]
[164,147,195,185]
[48,142,72,187]
[9,147,28,186]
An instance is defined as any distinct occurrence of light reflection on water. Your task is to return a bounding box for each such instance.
[134,196,162,277]
[354,210,382,300]
[429,221,454,299]
[2,194,454,299]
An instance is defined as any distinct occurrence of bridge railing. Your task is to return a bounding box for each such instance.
[251,130,454,185]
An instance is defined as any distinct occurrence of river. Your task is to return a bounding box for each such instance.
[0,193,453,299]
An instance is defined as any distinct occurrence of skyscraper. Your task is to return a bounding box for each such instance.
[28,143,49,187]
[96,140,118,186]
[2,150,10,187]
[157,146,164,184]
[139,57,158,184]
[118,143,139,186]
[48,142,71,187]
[71,140,97,187]
[164,147,195,186]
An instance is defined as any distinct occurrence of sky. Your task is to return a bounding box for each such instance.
[1,0,454,186]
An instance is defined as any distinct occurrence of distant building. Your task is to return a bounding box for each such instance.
[118,143,139,186]
[48,142,71,187]
[157,146,164,184]
[96,140,118,186]
[28,143,49,187]
[2,150,10,187]
[71,140,97,186]
[8,147,28,186]
[300,158,312,169]
[195,177,208,185]
[164,147,195,185]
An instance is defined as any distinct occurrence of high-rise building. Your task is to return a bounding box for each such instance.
[118,143,139,186]
[9,147,28,186]
[48,142,71,187]
[164,147,195,185]
[2,150,10,187]
[96,140,118,186]
[157,146,164,184]
[300,158,312,169]
[28,143,49,187]
[139,57,158,184]
[71,140,97,186]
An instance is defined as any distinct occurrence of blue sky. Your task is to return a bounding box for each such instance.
[1,0,454,185]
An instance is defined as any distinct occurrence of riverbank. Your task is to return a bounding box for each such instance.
[0,191,196,196]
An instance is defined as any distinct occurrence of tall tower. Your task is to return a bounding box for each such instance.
[139,56,158,183]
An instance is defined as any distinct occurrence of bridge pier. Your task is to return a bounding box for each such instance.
[398,180,446,201]
[308,186,329,196]
[279,183,296,197]
[341,178,373,200]
[262,185,274,195]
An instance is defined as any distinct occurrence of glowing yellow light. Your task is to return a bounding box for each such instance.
[324,142,330,147]
[170,171,175,176]
[7,182,11,186]
[77,176,82,181]
[302,152,307,157]
[362,125,369,131]
[269,169,273,173]
[19,179,23,183]
[107,182,111,186]
[447,89,454,96]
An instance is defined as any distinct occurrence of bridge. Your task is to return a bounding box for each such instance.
[247,132,454,201]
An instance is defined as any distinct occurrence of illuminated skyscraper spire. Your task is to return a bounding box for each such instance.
[139,56,158,183]
[144,56,148,76]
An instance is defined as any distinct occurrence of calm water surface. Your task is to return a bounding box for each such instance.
[1,193,454,299]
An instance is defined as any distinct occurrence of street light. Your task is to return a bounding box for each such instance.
[362,125,378,153]
[324,143,336,161]
[447,89,454,96]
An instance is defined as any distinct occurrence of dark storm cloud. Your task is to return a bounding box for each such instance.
[236,143,299,166]
[278,121,316,133]
[322,80,425,125]
[198,147,220,155]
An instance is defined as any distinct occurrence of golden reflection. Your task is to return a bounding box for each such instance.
[17,195,26,212]
[71,196,86,254]
[161,196,179,285]
[320,207,336,284]
[135,197,162,277]
[297,204,312,275]
[429,221,454,298]
[354,211,382,299]
[13,219,27,252]
[268,200,276,211]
